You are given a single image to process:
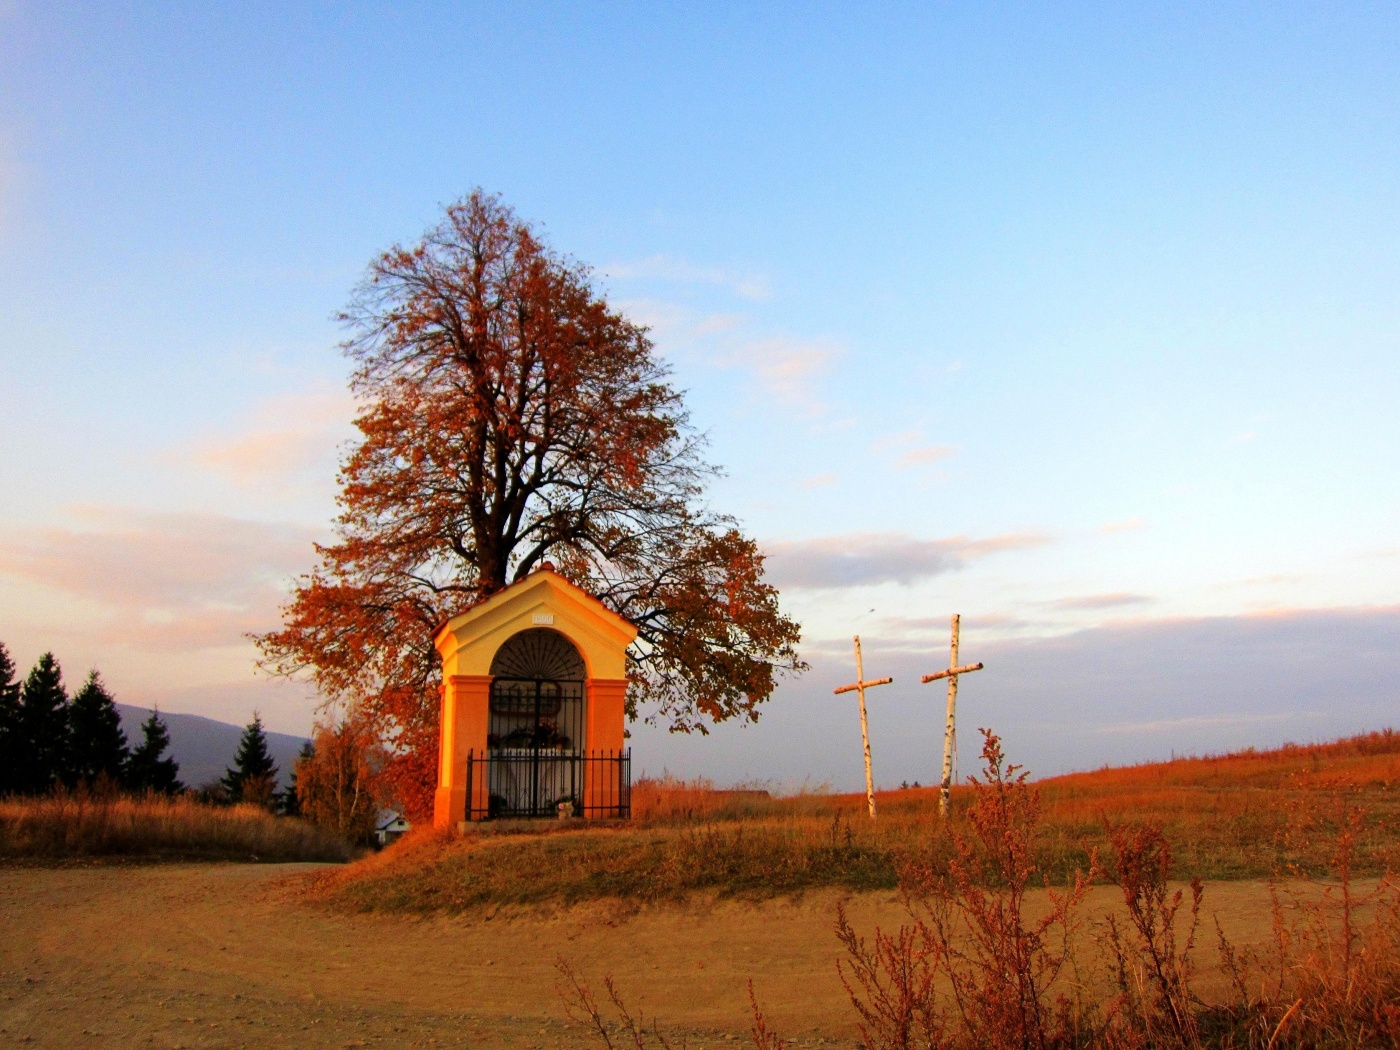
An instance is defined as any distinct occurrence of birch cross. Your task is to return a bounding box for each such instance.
[920,614,984,818]
[833,635,893,820]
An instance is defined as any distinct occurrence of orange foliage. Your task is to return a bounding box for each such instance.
[296,716,391,845]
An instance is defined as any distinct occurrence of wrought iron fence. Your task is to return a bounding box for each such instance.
[465,749,631,820]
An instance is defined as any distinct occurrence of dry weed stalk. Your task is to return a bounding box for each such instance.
[747,980,790,1050]
[556,958,789,1050]
[555,957,687,1050]
[1100,823,1204,1050]
[837,730,1098,1050]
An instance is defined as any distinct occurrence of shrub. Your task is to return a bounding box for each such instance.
[295,715,389,845]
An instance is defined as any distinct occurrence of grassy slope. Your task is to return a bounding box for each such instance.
[309,730,1400,913]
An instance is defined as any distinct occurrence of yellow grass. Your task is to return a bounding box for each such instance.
[310,730,1400,914]
[0,794,356,863]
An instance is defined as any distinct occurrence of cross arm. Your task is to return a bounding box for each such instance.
[920,662,983,684]
[834,677,893,695]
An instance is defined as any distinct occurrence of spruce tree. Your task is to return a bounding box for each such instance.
[68,671,130,788]
[16,653,69,794]
[222,713,278,804]
[280,740,315,816]
[126,708,182,795]
[0,642,21,796]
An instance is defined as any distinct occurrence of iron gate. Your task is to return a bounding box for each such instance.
[465,748,631,819]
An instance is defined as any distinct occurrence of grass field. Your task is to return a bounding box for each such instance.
[310,729,1400,914]
[0,793,356,863]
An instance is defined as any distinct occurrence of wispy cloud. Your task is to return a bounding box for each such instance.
[1098,712,1305,735]
[800,472,838,489]
[0,508,319,651]
[763,531,1050,590]
[1046,593,1153,611]
[870,430,958,470]
[877,612,1043,639]
[603,254,772,301]
[730,336,839,411]
[176,388,357,491]
[619,298,841,415]
[1099,517,1145,534]
[897,445,957,468]
[1238,573,1301,586]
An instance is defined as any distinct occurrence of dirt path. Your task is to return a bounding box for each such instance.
[0,864,1283,1049]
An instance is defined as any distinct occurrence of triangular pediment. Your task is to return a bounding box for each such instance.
[433,568,637,680]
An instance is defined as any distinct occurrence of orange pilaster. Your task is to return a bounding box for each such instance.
[584,677,628,817]
[433,674,493,827]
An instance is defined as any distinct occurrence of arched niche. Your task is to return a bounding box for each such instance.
[487,629,586,753]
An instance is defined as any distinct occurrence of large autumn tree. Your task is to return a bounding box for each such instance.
[257,191,803,817]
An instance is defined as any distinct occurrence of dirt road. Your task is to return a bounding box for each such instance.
[1,864,1282,1049]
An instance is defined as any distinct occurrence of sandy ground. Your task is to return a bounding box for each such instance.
[0,863,1285,1049]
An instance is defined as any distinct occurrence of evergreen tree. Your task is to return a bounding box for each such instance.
[15,653,69,794]
[126,708,182,795]
[67,671,130,788]
[222,713,278,805]
[280,740,315,816]
[0,642,21,796]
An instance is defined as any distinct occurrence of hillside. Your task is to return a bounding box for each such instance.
[309,728,1400,914]
[116,706,308,791]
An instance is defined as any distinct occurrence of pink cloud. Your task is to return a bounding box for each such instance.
[1046,592,1154,611]
[1099,517,1146,534]
[179,389,357,489]
[763,531,1050,590]
[897,445,957,468]
[730,336,840,411]
[0,508,320,651]
[870,430,958,469]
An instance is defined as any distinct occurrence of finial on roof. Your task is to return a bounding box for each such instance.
[540,560,556,573]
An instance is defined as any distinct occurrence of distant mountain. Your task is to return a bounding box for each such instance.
[116,705,309,791]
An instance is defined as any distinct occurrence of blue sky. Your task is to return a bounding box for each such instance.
[1,3,1397,788]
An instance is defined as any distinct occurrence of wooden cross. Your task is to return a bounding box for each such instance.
[834,635,892,820]
[920,614,984,818]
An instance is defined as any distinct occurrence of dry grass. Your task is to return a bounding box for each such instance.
[0,793,356,863]
[308,729,1400,914]
[559,731,1400,1050]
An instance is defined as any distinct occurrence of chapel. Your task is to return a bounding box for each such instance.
[431,564,637,827]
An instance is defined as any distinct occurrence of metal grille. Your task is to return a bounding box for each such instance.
[466,749,631,820]
[488,678,584,751]
[488,628,586,680]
